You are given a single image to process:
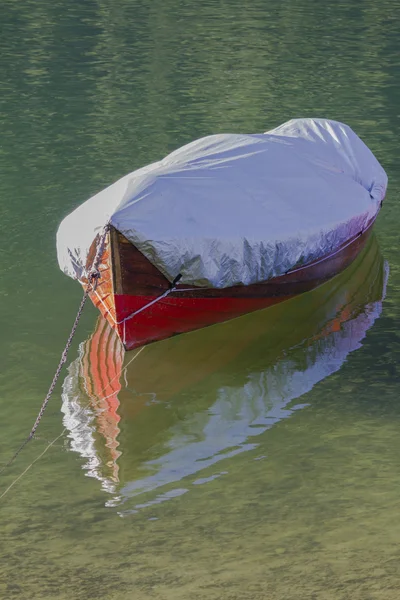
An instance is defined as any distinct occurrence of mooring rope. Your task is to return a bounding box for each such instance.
[0,346,145,500]
[0,223,110,475]
[0,221,182,490]
[91,273,182,346]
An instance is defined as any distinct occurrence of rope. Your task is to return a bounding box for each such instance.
[92,286,176,329]
[0,223,110,475]
[117,287,176,326]
[0,432,66,500]
[120,287,177,345]
[90,273,182,345]
[0,346,145,500]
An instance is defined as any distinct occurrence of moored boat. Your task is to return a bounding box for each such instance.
[57,118,387,350]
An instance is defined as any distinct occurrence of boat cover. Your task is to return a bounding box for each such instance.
[57,118,387,288]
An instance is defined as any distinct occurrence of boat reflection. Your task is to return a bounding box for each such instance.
[61,236,388,509]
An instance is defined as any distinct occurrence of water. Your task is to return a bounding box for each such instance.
[1,0,400,597]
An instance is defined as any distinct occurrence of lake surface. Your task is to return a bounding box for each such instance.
[1,0,400,598]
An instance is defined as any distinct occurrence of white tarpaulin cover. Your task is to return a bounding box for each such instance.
[57,118,387,288]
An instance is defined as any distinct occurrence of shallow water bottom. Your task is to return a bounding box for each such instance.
[2,372,400,600]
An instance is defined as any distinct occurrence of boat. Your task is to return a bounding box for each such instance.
[61,236,388,506]
[57,118,387,350]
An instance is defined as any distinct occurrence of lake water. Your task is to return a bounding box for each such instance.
[1,1,400,598]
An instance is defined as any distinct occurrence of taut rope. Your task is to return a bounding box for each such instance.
[0,346,145,500]
[0,223,110,474]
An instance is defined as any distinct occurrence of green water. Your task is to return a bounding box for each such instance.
[1,0,400,597]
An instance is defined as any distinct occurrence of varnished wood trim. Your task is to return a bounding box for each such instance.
[110,227,123,295]
[110,226,171,296]
[81,229,117,323]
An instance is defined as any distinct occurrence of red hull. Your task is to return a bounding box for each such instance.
[85,220,377,350]
[113,294,293,349]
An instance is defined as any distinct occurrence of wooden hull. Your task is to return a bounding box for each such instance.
[84,219,376,350]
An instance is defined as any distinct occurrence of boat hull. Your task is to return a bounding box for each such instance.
[84,220,376,350]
